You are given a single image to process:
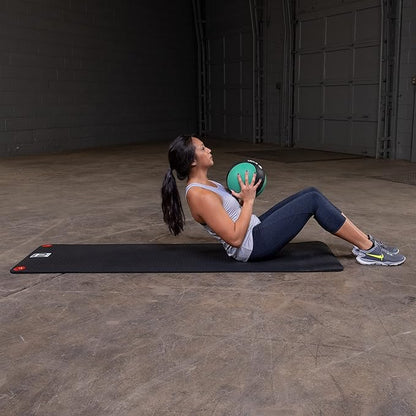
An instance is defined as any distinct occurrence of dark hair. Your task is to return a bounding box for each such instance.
[161,135,196,235]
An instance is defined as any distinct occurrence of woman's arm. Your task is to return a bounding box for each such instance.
[187,172,261,247]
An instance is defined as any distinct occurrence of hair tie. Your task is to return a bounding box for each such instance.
[168,168,176,180]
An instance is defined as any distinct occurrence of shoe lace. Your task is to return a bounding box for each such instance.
[369,235,388,250]
[378,240,387,248]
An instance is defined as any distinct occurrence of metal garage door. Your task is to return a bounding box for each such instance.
[208,31,254,140]
[293,0,382,156]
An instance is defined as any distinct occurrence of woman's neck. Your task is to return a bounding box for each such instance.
[187,169,211,186]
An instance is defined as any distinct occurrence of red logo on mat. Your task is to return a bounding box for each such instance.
[42,244,53,248]
[13,266,26,272]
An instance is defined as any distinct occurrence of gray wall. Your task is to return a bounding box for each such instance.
[395,0,416,161]
[0,0,196,157]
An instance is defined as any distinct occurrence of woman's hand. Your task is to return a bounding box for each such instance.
[231,170,262,204]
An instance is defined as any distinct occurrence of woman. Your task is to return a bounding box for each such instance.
[161,135,406,266]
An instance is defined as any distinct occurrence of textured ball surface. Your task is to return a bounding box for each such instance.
[226,160,267,196]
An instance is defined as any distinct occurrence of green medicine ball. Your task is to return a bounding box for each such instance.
[226,160,267,196]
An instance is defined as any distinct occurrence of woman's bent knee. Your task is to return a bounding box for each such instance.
[303,186,320,195]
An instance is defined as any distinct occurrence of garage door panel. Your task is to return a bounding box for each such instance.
[241,32,252,60]
[351,121,377,155]
[353,84,378,117]
[241,61,253,87]
[354,45,379,81]
[225,62,241,86]
[209,37,224,65]
[226,89,241,113]
[225,33,241,61]
[324,85,350,115]
[211,113,225,135]
[226,115,241,136]
[324,120,350,145]
[294,119,321,146]
[298,18,325,50]
[242,115,253,138]
[297,53,323,83]
[211,88,224,112]
[326,49,352,81]
[210,64,224,88]
[242,88,253,116]
[355,6,380,42]
[297,86,322,117]
[326,12,353,46]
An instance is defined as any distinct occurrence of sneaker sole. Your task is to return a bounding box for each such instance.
[356,255,406,266]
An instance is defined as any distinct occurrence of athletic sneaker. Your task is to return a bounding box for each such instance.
[352,235,399,256]
[355,240,406,266]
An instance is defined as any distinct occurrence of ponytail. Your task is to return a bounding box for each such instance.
[161,135,196,236]
[161,168,185,235]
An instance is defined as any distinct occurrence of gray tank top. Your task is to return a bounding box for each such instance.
[185,181,260,262]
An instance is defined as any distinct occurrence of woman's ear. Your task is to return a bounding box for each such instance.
[191,159,197,167]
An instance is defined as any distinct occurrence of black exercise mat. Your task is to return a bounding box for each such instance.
[10,242,343,274]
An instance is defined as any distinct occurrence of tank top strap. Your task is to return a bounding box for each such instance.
[185,181,227,196]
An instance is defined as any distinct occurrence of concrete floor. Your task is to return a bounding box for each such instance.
[1,139,416,416]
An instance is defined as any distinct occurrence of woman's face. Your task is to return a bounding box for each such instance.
[192,137,213,167]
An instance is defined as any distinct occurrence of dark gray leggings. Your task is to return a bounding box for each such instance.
[249,187,346,261]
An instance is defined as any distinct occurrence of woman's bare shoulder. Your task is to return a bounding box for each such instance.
[186,185,222,222]
[186,185,220,202]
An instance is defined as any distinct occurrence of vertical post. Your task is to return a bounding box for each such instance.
[192,0,207,137]
[375,0,384,158]
[249,0,264,143]
[391,0,403,160]
[249,0,256,143]
[281,0,295,147]
[411,77,416,162]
